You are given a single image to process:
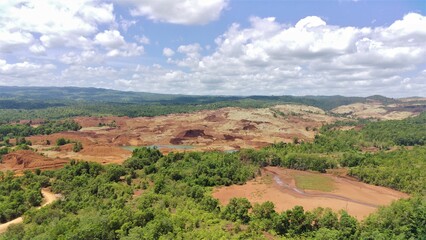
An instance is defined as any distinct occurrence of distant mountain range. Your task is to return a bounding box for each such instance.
[0,86,398,110]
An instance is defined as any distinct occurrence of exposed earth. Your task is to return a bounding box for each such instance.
[331,100,425,120]
[212,167,409,220]
[2,101,424,173]
[0,150,69,172]
[16,104,340,168]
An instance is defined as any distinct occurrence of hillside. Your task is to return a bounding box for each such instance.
[0,86,371,109]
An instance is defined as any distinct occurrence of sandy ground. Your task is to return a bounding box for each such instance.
[331,101,424,120]
[0,188,60,234]
[212,167,408,220]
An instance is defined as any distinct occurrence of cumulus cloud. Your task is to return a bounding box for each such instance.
[29,44,46,54]
[0,0,115,49]
[0,59,55,75]
[95,30,126,49]
[117,0,229,25]
[1,5,425,97]
[0,30,34,52]
[0,59,56,85]
[160,13,426,96]
[95,30,144,57]
[0,1,145,62]
[60,50,102,65]
[135,35,150,45]
[163,48,175,57]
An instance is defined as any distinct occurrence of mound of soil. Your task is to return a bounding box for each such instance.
[204,114,224,122]
[0,150,69,171]
[59,143,74,152]
[170,138,184,145]
[243,124,257,130]
[223,134,241,141]
[183,129,206,138]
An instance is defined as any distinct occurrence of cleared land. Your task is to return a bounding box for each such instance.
[331,100,425,120]
[212,167,409,220]
[11,104,339,169]
[3,100,423,172]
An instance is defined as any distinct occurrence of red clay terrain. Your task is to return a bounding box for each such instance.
[15,104,341,168]
[212,167,409,220]
[0,150,69,172]
[2,102,421,172]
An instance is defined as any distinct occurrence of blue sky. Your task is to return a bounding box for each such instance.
[0,0,425,97]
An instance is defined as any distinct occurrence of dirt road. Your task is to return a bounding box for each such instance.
[0,188,60,234]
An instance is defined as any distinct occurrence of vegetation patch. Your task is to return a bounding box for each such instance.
[294,174,335,192]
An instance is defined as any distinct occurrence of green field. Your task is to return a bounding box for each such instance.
[294,174,335,192]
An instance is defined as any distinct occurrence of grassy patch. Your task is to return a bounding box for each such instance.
[294,174,335,192]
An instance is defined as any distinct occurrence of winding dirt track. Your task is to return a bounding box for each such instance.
[0,188,59,234]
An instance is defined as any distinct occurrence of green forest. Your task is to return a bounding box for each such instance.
[1,112,425,239]
[0,86,379,123]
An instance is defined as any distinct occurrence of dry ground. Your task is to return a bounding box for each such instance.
[16,104,339,169]
[331,100,426,120]
[212,167,408,220]
[0,150,69,172]
[2,101,423,172]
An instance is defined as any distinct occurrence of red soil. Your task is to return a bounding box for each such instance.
[0,150,69,172]
[212,167,409,220]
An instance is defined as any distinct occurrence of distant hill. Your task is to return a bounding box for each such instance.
[0,86,398,111]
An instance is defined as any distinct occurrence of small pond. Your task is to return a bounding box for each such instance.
[122,145,195,151]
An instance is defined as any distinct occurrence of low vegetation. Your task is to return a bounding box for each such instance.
[0,171,49,223]
[294,174,335,192]
[0,120,81,140]
[1,144,424,239]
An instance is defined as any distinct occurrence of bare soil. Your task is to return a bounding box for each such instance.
[212,167,408,220]
[331,100,424,120]
[10,104,339,170]
[0,150,69,172]
[2,101,422,172]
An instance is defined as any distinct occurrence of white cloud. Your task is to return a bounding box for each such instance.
[119,17,137,32]
[95,30,126,49]
[60,50,102,65]
[0,0,115,50]
[117,0,229,25]
[0,59,55,75]
[0,30,34,52]
[29,44,46,54]
[0,59,56,86]
[0,7,425,97]
[172,43,202,67]
[163,48,175,57]
[135,35,150,44]
[106,43,144,57]
[95,30,144,57]
[160,13,426,96]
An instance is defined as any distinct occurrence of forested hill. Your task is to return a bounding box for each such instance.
[0,86,390,110]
